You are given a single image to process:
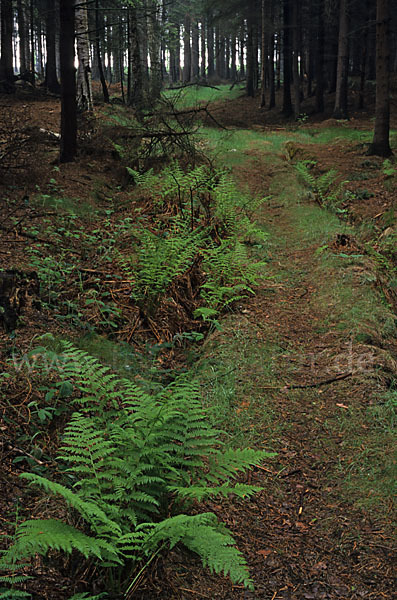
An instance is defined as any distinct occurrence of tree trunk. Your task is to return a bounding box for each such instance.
[239,25,245,78]
[60,0,77,163]
[231,36,237,81]
[253,24,259,90]
[268,0,276,109]
[367,0,392,156]
[315,0,325,113]
[207,20,214,79]
[127,5,143,109]
[30,0,35,85]
[191,19,199,79]
[201,20,206,78]
[358,0,370,109]
[95,0,109,102]
[260,0,266,107]
[147,0,162,101]
[215,26,221,78]
[37,18,44,77]
[225,37,231,80]
[183,13,191,82]
[45,0,60,92]
[175,23,181,81]
[282,0,293,116]
[333,0,349,118]
[292,0,300,118]
[17,0,28,74]
[0,0,15,91]
[246,17,255,97]
[75,0,93,111]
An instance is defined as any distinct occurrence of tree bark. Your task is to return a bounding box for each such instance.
[315,0,325,113]
[183,13,191,82]
[147,0,162,101]
[282,0,293,116]
[231,36,237,81]
[367,0,392,156]
[268,0,276,109]
[75,0,93,111]
[333,0,349,119]
[292,0,300,118]
[239,24,245,78]
[59,0,77,163]
[246,16,255,97]
[201,20,206,78]
[260,0,266,107]
[207,19,215,79]
[95,0,109,102]
[0,0,15,91]
[127,5,143,109]
[17,0,28,74]
[191,19,199,79]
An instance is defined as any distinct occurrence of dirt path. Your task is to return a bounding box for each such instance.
[150,152,396,600]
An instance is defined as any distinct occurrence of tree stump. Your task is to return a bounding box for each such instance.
[0,270,39,332]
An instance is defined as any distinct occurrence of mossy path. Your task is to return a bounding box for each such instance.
[155,134,396,600]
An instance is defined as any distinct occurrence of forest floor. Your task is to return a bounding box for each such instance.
[0,85,396,600]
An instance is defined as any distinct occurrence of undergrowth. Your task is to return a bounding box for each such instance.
[0,342,274,598]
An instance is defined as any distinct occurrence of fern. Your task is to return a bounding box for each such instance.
[148,512,255,589]
[295,161,342,208]
[2,343,274,596]
[0,591,31,599]
[199,239,266,312]
[116,220,207,314]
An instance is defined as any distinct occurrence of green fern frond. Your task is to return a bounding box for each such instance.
[20,474,121,536]
[149,513,254,590]
[0,590,31,599]
[7,520,120,562]
[168,483,262,501]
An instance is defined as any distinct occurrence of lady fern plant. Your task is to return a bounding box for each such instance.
[116,219,207,315]
[1,342,274,597]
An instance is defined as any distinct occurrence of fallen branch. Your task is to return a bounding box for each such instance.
[166,82,221,91]
[284,371,353,390]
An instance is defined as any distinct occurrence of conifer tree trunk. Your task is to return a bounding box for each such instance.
[37,18,44,77]
[207,19,214,78]
[367,0,392,156]
[215,25,221,78]
[239,25,245,78]
[260,0,266,107]
[139,0,149,93]
[147,0,162,101]
[231,36,237,80]
[175,23,181,81]
[276,35,281,89]
[0,0,15,91]
[201,20,206,78]
[192,19,199,79]
[225,37,231,79]
[292,0,300,117]
[75,0,93,111]
[253,24,259,90]
[358,0,370,109]
[127,5,143,108]
[17,0,28,74]
[246,16,255,96]
[268,0,276,108]
[183,13,191,82]
[315,0,325,112]
[282,0,293,115]
[95,0,109,102]
[60,0,77,163]
[333,0,349,118]
[29,0,35,85]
